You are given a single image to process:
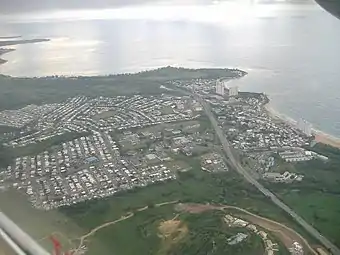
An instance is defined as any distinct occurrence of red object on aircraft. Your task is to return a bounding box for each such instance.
[50,235,62,255]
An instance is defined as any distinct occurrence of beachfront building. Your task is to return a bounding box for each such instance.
[216,79,225,96]
[229,86,239,97]
[297,118,312,136]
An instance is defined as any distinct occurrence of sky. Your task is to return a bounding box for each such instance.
[0,0,219,14]
[0,0,150,13]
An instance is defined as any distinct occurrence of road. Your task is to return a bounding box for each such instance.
[72,200,178,255]
[177,203,318,254]
[196,96,340,255]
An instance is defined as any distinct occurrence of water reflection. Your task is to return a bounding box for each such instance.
[1,0,340,137]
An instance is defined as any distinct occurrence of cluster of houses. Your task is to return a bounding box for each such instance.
[2,94,201,148]
[1,130,179,210]
[0,91,223,209]
[201,153,228,173]
[224,214,282,255]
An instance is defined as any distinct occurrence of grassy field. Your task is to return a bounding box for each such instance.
[0,149,323,254]
[63,203,269,255]
[266,143,340,248]
[280,191,340,247]
[171,211,265,255]
[59,155,319,254]
[0,190,95,253]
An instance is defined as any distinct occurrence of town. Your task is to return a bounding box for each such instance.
[0,93,224,209]
[0,77,326,210]
[168,77,327,183]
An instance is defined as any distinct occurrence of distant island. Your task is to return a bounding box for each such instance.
[0,36,21,39]
[0,38,50,47]
[0,38,50,66]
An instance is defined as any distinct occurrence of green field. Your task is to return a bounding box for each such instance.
[266,143,340,248]
[59,155,317,254]
[0,190,90,253]
[169,211,265,255]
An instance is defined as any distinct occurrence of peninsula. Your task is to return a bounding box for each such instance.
[0,38,50,66]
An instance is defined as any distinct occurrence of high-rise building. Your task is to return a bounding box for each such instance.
[215,80,225,96]
[297,118,312,136]
[229,86,239,97]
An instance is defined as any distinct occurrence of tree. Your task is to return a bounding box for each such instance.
[0,144,12,168]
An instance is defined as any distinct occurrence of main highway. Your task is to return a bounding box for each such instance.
[196,96,340,255]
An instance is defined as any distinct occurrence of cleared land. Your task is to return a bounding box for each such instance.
[59,164,320,254]
[64,202,307,255]
[176,203,317,254]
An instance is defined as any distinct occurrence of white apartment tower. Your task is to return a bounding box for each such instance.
[229,86,239,97]
[297,118,312,137]
[216,80,225,96]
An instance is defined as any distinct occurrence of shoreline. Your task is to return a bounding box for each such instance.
[0,49,15,66]
[1,55,340,150]
[264,102,340,149]
[0,38,50,67]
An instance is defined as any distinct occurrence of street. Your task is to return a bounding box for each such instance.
[197,97,340,255]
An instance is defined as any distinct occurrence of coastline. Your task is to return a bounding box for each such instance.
[0,59,7,66]
[0,38,50,67]
[0,49,15,66]
[1,52,340,151]
[264,102,340,149]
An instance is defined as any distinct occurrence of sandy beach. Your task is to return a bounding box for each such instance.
[264,103,340,149]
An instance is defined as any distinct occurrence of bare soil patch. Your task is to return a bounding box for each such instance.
[176,203,318,255]
[175,203,222,214]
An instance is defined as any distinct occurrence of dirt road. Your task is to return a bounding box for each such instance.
[72,200,178,254]
[176,203,318,255]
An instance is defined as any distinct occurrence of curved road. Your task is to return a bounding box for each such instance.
[197,97,340,255]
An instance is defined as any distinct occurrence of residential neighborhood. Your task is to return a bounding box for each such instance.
[0,93,222,209]
[0,78,328,209]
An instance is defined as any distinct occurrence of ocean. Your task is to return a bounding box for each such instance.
[1,0,340,137]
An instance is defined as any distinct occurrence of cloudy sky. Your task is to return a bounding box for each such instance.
[0,0,153,13]
[0,0,220,13]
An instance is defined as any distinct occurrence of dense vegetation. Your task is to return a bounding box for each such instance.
[172,211,264,255]
[9,131,90,158]
[60,157,313,254]
[0,144,11,168]
[266,143,340,247]
[0,67,241,110]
